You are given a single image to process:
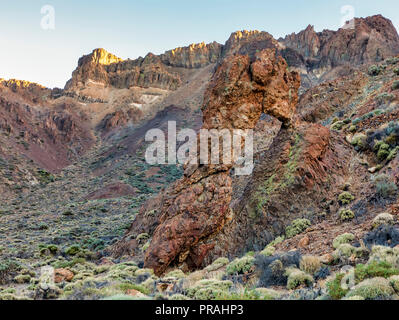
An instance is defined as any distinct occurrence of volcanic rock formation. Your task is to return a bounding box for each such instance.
[280,15,399,87]
[112,49,301,275]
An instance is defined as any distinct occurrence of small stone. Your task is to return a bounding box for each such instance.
[298,235,310,248]
[368,167,377,173]
[320,253,334,264]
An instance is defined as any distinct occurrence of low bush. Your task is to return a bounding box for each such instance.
[368,65,382,76]
[376,92,395,105]
[0,260,21,285]
[286,268,314,290]
[389,275,399,293]
[225,256,255,275]
[368,245,399,268]
[285,219,311,238]
[355,261,399,282]
[327,273,349,300]
[392,80,399,91]
[255,251,301,287]
[333,233,355,249]
[339,209,355,222]
[186,279,233,300]
[351,134,367,151]
[338,192,355,205]
[205,257,230,272]
[372,213,395,229]
[373,174,398,199]
[299,256,321,275]
[345,277,394,300]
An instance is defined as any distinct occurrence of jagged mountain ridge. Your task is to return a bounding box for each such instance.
[65,14,399,95]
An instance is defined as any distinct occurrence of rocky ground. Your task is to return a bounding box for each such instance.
[1,15,399,300]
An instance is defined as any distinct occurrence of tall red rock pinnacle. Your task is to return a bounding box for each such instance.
[112,49,300,275]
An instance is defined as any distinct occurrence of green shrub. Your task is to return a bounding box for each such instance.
[394,68,399,75]
[372,213,395,228]
[355,261,399,282]
[186,279,233,300]
[377,93,395,105]
[368,246,399,268]
[0,260,21,285]
[389,275,399,293]
[351,134,367,150]
[260,246,275,257]
[119,282,150,295]
[226,256,255,275]
[299,255,321,275]
[286,269,314,290]
[338,192,355,205]
[374,141,390,162]
[65,245,82,256]
[164,269,186,279]
[339,209,354,222]
[39,244,59,256]
[205,257,229,272]
[373,174,398,198]
[377,148,390,161]
[327,273,349,300]
[331,121,345,131]
[346,277,394,300]
[333,233,355,249]
[215,289,261,300]
[268,236,285,247]
[13,274,31,284]
[349,125,357,132]
[392,80,399,91]
[285,219,311,238]
[386,57,399,65]
[368,65,382,76]
[333,244,356,261]
[37,170,55,184]
[387,146,399,161]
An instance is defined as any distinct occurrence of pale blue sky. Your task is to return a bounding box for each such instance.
[0,0,398,88]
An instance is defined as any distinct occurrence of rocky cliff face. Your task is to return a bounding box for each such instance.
[65,16,399,95]
[65,49,182,91]
[65,42,224,93]
[0,80,95,172]
[280,15,399,87]
[160,42,222,68]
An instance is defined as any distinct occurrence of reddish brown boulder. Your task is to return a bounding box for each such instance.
[298,235,310,248]
[54,268,74,283]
